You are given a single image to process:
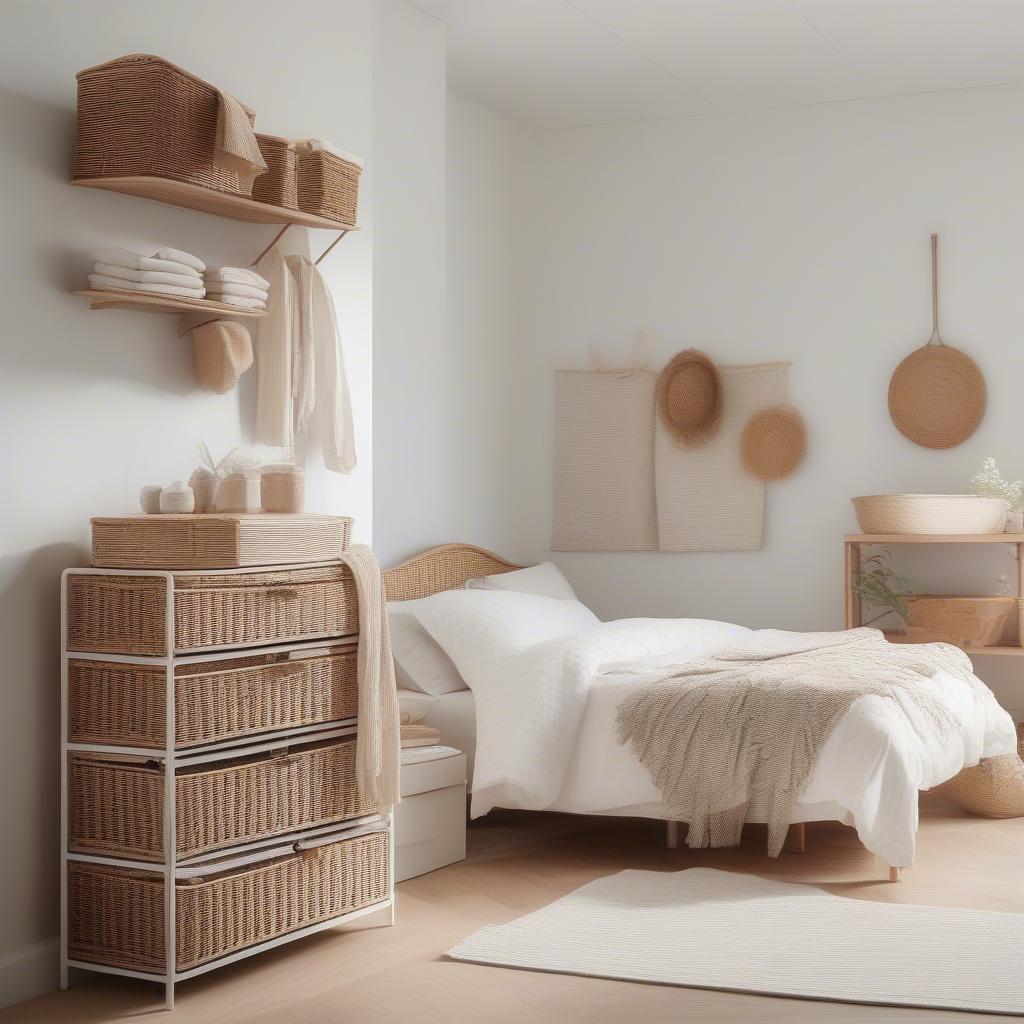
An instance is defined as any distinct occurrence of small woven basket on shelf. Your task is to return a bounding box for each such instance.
[251,134,298,208]
[852,494,1009,535]
[904,595,1016,648]
[68,829,390,972]
[296,150,361,225]
[74,53,257,195]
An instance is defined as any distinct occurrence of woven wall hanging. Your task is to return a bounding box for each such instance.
[656,349,722,448]
[740,406,806,481]
[888,234,986,449]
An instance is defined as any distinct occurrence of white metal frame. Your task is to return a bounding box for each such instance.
[60,565,396,1011]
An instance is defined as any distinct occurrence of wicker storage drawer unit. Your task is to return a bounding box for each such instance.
[90,514,352,570]
[68,829,390,973]
[74,54,257,195]
[296,149,362,225]
[66,564,357,655]
[69,736,377,861]
[68,643,358,749]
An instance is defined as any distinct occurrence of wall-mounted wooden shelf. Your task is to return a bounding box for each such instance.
[883,631,1024,656]
[73,289,268,317]
[71,176,358,232]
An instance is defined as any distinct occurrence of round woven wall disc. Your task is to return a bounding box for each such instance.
[740,406,806,481]
[888,345,986,449]
[656,349,722,448]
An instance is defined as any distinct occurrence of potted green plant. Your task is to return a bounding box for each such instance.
[850,547,913,630]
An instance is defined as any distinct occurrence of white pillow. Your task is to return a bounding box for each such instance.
[412,589,599,688]
[388,598,467,696]
[466,561,577,601]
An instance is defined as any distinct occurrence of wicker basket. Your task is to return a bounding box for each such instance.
[68,829,389,972]
[904,595,1016,648]
[74,54,257,195]
[296,150,361,225]
[69,737,377,861]
[68,644,358,749]
[90,514,351,570]
[935,723,1024,818]
[251,134,298,209]
[66,564,357,656]
[852,494,1008,535]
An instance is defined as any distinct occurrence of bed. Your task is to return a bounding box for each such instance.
[382,543,1018,879]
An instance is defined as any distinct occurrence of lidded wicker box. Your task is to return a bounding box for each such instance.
[91,513,351,570]
[74,53,258,195]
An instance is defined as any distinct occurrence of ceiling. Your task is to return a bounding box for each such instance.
[409,0,1024,127]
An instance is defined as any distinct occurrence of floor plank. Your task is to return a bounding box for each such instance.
[5,796,1022,1023]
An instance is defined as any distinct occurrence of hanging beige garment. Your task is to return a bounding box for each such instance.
[254,250,293,447]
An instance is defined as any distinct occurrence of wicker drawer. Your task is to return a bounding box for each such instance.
[65,565,357,655]
[68,644,358,749]
[68,737,378,861]
[68,829,390,973]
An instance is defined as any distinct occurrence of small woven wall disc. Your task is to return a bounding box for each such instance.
[888,345,986,449]
[740,406,806,481]
[656,349,722,448]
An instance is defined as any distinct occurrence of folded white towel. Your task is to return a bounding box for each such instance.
[91,246,202,278]
[296,139,365,169]
[206,292,266,309]
[94,262,204,289]
[204,280,268,300]
[89,274,206,299]
[154,247,205,273]
[206,266,271,290]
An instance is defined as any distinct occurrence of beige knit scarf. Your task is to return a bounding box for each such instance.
[616,628,969,855]
[338,544,400,808]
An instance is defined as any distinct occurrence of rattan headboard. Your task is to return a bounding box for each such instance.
[383,543,526,602]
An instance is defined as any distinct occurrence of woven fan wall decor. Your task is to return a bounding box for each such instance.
[888,234,986,448]
[740,406,806,481]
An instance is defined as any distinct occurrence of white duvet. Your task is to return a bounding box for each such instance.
[412,597,1017,866]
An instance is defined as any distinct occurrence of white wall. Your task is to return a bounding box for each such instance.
[0,0,378,1006]
[509,84,1024,714]
[371,2,448,567]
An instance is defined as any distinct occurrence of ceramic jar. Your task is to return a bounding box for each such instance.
[159,481,195,514]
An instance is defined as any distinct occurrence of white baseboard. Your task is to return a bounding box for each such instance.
[0,939,58,1011]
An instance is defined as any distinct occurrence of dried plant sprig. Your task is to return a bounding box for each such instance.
[851,547,914,626]
[972,457,1024,512]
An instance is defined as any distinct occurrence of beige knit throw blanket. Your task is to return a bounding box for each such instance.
[338,545,400,808]
[616,628,971,856]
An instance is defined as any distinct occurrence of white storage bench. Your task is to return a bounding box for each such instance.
[396,746,466,882]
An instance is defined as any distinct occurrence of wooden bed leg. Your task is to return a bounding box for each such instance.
[784,822,806,854]
[666,820,682,849]
[889,866,903,882]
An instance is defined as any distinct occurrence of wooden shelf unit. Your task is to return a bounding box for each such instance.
[73,289,268,317]
[71,176,358,232]
[844,533,1024,656]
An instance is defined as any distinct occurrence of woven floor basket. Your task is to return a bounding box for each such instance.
[74,54,257,195]
[66,565,357,656]
[937,724,1024,818]
[251,134,298,209]
[296,150,361,225]
[68,830,389,973]
[69,737,377,861]
[68,645,358,749]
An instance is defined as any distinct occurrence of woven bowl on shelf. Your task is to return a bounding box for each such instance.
[904,595,1016,648]
[852,494,1008,535]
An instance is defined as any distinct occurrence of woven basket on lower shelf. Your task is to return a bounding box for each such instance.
[251,134,298,209]
[68,737,377,861]
[66,564,358,656]
[74,53,257,195]
[68,829,390,973]
[68,644,358,749]
[296,150,361,225]
[904,595,1016,647]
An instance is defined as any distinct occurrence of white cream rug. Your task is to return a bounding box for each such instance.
[447,868,1024,1016]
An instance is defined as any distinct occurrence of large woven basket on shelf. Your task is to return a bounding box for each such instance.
[68,737,377,861]
[74,54,257,195]
[296,150,361,225]
[251,134,298,209]
[852,494,1008,535]
[68,829,389,973]
[66,564,358,656]
[68,644,358,749]
[904,595,1016,648]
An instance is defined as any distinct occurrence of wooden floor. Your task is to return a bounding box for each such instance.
[6,796,1024,1024]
